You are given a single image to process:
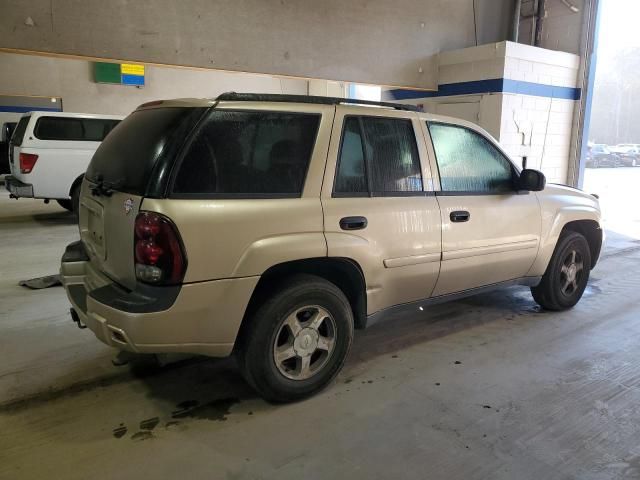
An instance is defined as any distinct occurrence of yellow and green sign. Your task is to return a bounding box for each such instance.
[94,62,145,86]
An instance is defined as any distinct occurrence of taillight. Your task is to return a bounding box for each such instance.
[19,153,38,173]
[134,212,187,285]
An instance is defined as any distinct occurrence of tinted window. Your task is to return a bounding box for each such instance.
[428,123,514,193]
[34,117,120,141]
[173,110,320,197]
[11,116,30,147]
[87,107,205,195]
[333,116,422,196]
[334,117,367,194]
[2,122,16,143]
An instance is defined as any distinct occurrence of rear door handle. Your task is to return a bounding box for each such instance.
[340,216,368,230]
[450,210,470,223]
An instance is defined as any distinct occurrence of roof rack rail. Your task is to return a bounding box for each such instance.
[214,92,421,112]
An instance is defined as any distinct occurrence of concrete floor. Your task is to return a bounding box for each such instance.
[1,169,640,480]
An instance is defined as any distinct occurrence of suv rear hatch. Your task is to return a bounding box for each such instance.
[79,105,206,290]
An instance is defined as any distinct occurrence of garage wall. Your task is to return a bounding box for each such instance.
[0,94,62,130]
[0,51,310,117]
[0,0,516,90]
[518,0,588,55]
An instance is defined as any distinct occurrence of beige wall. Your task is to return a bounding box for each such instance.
[0,0,519,89]
[0,52,310,117]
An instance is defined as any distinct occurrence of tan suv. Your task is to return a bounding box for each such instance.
[61,93,603,402]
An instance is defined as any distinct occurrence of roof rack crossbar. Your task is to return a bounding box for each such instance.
[214,92,420,112]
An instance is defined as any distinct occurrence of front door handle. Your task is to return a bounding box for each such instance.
[450,210,470,223]
[340,216,368,230]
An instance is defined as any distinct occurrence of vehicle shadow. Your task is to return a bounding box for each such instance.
[349,286,540,365]
[136,286,544,416]
[0,210,76,226]
[31,211,77,226]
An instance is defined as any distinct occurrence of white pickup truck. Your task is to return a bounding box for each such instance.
[5,111,123,214]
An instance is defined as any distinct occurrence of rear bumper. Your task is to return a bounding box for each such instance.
[60,241,259,357]
[5,175,34,198]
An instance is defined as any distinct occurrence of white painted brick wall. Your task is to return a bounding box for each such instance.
[500,95,577,183]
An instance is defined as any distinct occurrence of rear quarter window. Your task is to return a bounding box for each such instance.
[171,110,321,198]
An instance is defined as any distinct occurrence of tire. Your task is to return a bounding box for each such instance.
[236,274,354,403]
[71,183,81,217]
[56,199,73,212]
[531,231,591,311]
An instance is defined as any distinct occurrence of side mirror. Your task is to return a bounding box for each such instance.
[518,169,546,191]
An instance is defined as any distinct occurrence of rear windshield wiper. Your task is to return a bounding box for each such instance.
[90,174,124,197]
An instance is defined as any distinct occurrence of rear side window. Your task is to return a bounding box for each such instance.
[11,116,30,146]
[428,122,514,194]
[87,107,206,195]
[34,117,120,141]
[172,110,320,197]
[333,116,423,196]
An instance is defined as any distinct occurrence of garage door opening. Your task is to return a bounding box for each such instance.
[582,0,640,247]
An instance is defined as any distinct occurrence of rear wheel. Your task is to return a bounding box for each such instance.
[237,274,354,403]
[71,183,81,217]
[531,231,591,311]
[56,199,73,212]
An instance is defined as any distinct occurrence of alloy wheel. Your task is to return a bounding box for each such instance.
[559,249,584,297]
[273,305,337,380]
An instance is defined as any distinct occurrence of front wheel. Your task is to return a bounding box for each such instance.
[237,274,354,403]
[531,231,591,311]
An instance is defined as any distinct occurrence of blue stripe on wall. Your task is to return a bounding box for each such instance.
[121,74,145,86]
[386,78,581,101]
[0,105,63,113]
[502,79,581,100]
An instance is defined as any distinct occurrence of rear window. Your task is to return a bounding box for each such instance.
[87,107,206,195]
[11,116,30,147]
[172,110,321,197]
[333,116,423,196]
[34,117,120,141]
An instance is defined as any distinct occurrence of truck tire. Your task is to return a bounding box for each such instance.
[531,231,591,311]
[56,199,73,212]
[71,184,81,217]
[237,274,354,403]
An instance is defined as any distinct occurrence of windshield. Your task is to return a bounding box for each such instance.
[86,107,205,195]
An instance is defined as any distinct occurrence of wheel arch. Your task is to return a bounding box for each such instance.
[235,257,367,350]
[560,219,603,269]
[68,174,84,198]
[527,207,602,277]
